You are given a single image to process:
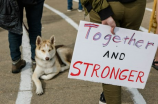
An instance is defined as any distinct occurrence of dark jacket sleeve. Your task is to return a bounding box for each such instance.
[81,0,113,20]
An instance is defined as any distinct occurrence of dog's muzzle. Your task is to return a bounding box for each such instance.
[45,57,53,61]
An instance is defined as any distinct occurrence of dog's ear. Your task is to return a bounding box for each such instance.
[50,35,55,45]
[36,36,42,46]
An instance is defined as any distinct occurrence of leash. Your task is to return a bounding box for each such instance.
[23,22,29,33]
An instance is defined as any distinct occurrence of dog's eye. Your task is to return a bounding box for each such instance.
[42,50,45,52]
[48,49,51,52]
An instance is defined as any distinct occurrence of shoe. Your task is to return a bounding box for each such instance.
[152,59,158,70]
[32,60,36,72]
[99,92,106,104]
[78,9,83,12]
[67,8,73,11]
[12,59,26,73]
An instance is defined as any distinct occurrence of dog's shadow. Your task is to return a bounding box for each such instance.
[21,62,32,72]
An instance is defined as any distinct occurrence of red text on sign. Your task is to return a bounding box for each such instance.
[70,61,144,83]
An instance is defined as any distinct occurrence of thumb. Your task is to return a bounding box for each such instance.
[102,21,107,25]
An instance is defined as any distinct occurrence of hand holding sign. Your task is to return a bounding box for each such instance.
[102,16,116,35]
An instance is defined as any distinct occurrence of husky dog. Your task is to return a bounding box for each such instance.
[32,35,73,95]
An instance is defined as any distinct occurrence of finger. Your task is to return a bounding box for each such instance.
[111,27,115,35]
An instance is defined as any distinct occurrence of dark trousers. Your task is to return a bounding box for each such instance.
[67,0,83,10]
[89,0,146,104]
[8,0,44,61]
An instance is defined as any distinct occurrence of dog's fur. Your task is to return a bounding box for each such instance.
[32,35,73,95]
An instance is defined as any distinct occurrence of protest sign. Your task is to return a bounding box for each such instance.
[68,21,158,89]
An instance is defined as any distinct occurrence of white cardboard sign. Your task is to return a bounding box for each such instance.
[68,21,158,89]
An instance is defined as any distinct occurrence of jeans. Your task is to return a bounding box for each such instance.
[8,0,44,61]
[67,0,83,10]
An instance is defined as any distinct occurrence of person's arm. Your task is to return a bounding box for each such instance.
[81,0,116,34]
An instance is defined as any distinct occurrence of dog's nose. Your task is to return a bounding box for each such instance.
[45,57,49,61]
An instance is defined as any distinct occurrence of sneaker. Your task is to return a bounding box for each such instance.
[12,59,26,73]
[67,8,73,11]
[32,60,36,72]
[78,9,83,12]
[99,92,107,104]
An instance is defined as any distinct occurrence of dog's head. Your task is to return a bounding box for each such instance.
[35,35,56,61]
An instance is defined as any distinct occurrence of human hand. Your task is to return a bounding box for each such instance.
[102,16,116,34]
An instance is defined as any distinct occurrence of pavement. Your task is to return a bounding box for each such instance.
[0,0,158,104]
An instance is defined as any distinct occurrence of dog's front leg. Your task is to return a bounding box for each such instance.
[32,66,44,95]
[40,64,60,80]
[40,73,57,80]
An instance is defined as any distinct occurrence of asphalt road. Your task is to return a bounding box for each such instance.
[0,0,158,104]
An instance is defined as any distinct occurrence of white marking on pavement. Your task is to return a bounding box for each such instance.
[44,4,78,30]
[140,26,153,33]
[140,26,149,33]
[73,0,79,2]
[44,3,147,104]
[16,26,33,104]
[127,88,146,104]
[146,8,152,12]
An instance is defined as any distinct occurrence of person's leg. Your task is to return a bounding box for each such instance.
[89,0,145,103]
[8,32,22,61]
[8,0,23,61]
[89,8,121,104]
[25,0,44,61]
[102,84,121,104]
[99,1,145,103]
[78,0,83,10]
[67,0,73,10]
[8,0,26,73]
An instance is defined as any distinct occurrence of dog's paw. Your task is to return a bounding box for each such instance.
[40,75,47,80]
[61,67,68,72]
[36,87,43,95]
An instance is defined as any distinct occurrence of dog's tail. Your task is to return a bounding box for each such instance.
[55,45,65,65]
[55,45,64,49]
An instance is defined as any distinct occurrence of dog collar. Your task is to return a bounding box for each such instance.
[35,56,54,61]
